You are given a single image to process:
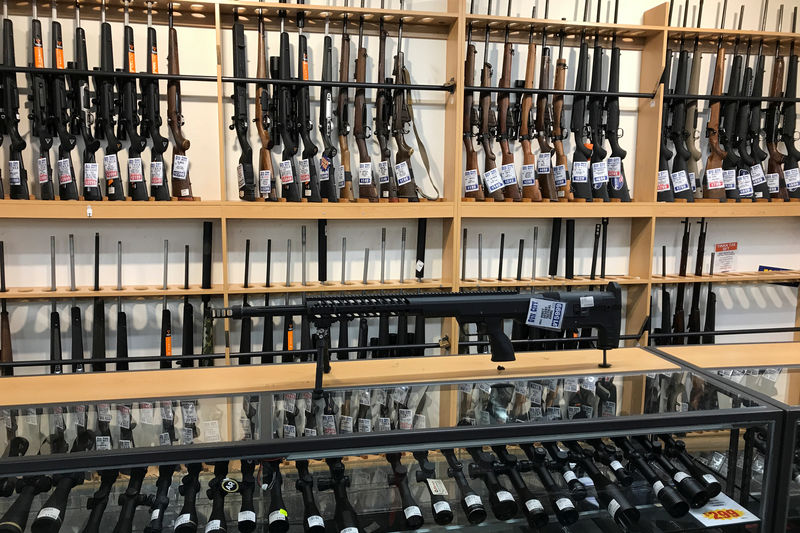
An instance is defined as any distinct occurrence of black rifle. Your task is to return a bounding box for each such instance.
[668,3,695,202]
[570,1,593,200]
[28,0,54,200]
[392,1,420,201]
[720,6,744,200]
[112,467,152,533]
[492,446,549,528]
[295,460,326,533]
[318,458,361,532]
[606,0,631,201]
[80,470,118,533]
[733,35,757,200]
[116,241,129,371]
[117,2,148,201]
[141,3,170,201]
[49,236,62,375]
[231,15,256,201]
[659,434,722,497]
[318,18,338,202]
[0,475,52,533]
[542,441,587,501]
[658,2,675,202]
[160,240,172,368]
[584,439,632,486]
[654,245,672,346]
[205,462,231,533]
[440,449,487,524]
[703,253,717,344]
[386,453,424,529]
[143,464,176,533]
[587,0,609,201]
[747,5,770,200]
[173,463,202,533]
[375,5,396,200]
[672,218,691,343]
[238,459,257,533]
[95,2,124,200]
[2,10,28,199]
[412,451,454,525]
[200,222,214,366]
[69,2,101,201]
[466,447,518,521]
[262,460,289,532]
[613,436,689,518]
[49,0,79,201]
[261,239,273,360]
[634,436,709,508]
[240,239,252,364]
[181,245,194,366]
[782,8,800,199]
[686,219,707,343]
[295,1,321,201]
[519,443,579,526]
[275,1,301,202]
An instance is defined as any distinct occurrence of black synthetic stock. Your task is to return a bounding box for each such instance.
[782,54,800,198]
[231,22,256,201]
[669,49,694,201]
[91,233,106,372]
[29,17,54,200]
[606,44,631,200]
[658,49,675,202]
[672,219,691,344]
[571,36,593,200]
[200,222,213,366]
[142,26,170,201]
[588,30,609,201]
[70,306,84,372]
[296,21,321,202]
[51,18,79,201]
[277,25,301,202]
[318,34,338,202]
[548,218,561,277]
[3,18,30,200]
[50,309,63,374]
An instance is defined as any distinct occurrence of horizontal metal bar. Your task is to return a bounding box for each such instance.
[649,326,800,339]
[464,85,656,98]
[0,64,455,92]
[665,92,800,103]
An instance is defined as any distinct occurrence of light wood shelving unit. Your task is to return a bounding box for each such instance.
[0,0,798,360]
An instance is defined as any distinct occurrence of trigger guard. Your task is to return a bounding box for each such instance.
[617,127,624,140]
[693,130,701,140]
[365,126,373,139]
[793,130,800,142]
[403,123,412,135]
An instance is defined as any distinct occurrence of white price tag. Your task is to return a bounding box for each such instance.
[298,158,311,183]
[528,383,542,404]
[497,490,514,502]
[723,169,737,190]
[413,413,426,429]
[750,164,766,185]
[785,167,800,190]
[378,160,389,184]
[483,167,503,193]
[159,432,172,446]
[564,378,580,393]
[283,424,296,438]
[37,507,61,521]
[500,163,517,186]
[322,414,336,435]
[377,417,391,431]
[139,402,154,425]
[767,172,780,194]
[526,499,544,513]
[427,479,448,496]
[202,420,221,442]
[335,165,345,188]
[689,171,697,192]
[463,169,479,192]
[556,497,574,511]
[339,415,353,433]
[404,506,422,520]
[57,158,73,184]
[8,160,21,185]
[181,427,194,444]
[307,515,324,528]
[150,161,164,186]
[689,493,759,526]
[118,405,131,429]
[205,519,221,532]
[279,160,294,184]
[357,418,372,432]
[172,154,189,180]
[563,470,578,483]
[74,405,86,428]
[572,161,589,183]
[536,153,551,174]
[237,164,246,188]
[358,162,372,185]
[521,164,536,186]
[399,408,413,430]
[174,514,192,527]
[259,170,272,196]
[671,170,690,193]
[37,157,49,184]
[238,510,256,524]
[128,157,143,183]
[268,510,287,525]
[737,171,753,197]
[95,435,111,450]
[465,494,482,508]
[304,428,317,437]
[97,403,112,422]
[433,500,451,515]
[608,499,621,517]
[706,167,724,189]
[181,402,197,424]
[674,471,691,483]
[160,403,174,421]
[607,157,622,189]
[657,170,671,192]
[591,161,609,185]
[553,164,567,187]
[653,480,665,496]
[525,297,566,330]
[395,161,411,186]
[119,439,132,449]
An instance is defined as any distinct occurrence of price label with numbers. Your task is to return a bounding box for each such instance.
[8,160,21,185]
[172,154,189,180]
[657,170,671,191]
[358,162,373,185]
[706,167,724,189]
[483,167,503,193]
[279,160,294,184]
[723,169,737,190]
[150,161,164,186]
[591,161,609,185]
[378,161,390,183]
[463,169,479,192]
[572,161,589,183]
[536,153,551,174]
[259,170,272,196]
[521,164,536,186]
[553,164,567,187]
[57,158,73,184]
[500,163,517,185]
[737,171,753,197]
[298,159,311,183]
[395,161,412,186]
[766,173,780,194]
[128,158,143,183]
[671,170,690,193]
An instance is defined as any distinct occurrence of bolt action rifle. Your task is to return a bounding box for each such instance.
[606,0,631,201]
[1,0,27,200]
[496,0,520,201]
[375,3,397,201]
[336,3,354,201]
[295,0,321,202]
[462,0,483,200]
[781,7,800,199]
[766,8,787,200]
[141,1,170,201]
[50,0,79,201]
[667,0,695,202]
[671,218,691,343]
[552,29,573,200]
[570,0,593,200]
[478,1,503,201]
[353,1,378,201]
[702,1,727,200]
[167,4,193,200]
[746,2,771,200]
[519,8,544,201]
[587,0,610,201]
[685,0,705,197]
[686,219,707,343]
[95,0,124,200]
[231,11,256,201]
[274,0,301,202]
[534,5,557,201]
[719,6,744,200]
[29,0,55,200]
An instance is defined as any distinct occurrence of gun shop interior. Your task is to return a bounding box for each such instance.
[1,0,800,531]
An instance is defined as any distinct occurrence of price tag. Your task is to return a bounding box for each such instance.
[433,500,451,515]
[358,390,371,406]
[298,158,311,183]
[556,497,574,511]
[322,414,336,435]
[181,402,197,424]
[572,161,589,183]
[307,516,324,529]
[546,406,561,420]
[723,169,737,190]
[128,157,143,183]
[392,387,409,404]
[607,157,622,189]
[357,418,372,432]
[373,389,387,405]
[57,158,73,184]
[413,413,426,429]
[53,407,65,430]
[236,164,246,188]
[483,167,503,193]
[404,506,422,520]
[497,490,514,503]
[657,170,671,191]
[427,478,448,496]
[500,163,517,186]
[119,439,132,449]
[608,499,621,518]
[358,162,373,185]
[181,427,194,444]
[763,368,780,382]
[689,493,759,526]
[785,166,800,190]
[37,507,61,521]
[672,170,690,193]
[304,428,317,437]
[95,435,111,450]
[398,408,413,430]
[336,165,345,188]
[537,153,552,174]
[395,161,412,186]
[526,499,544,513]
[525,297,566,330]
[706,167,724,189]
[172,154,189,180]
[23,408,36,426]
[377,160,390,184]
[377,417,391,431]
[529,406,543,419]
[203,420,221,442]
[103,154,119,181]
[750,164,766,185]
[279,160,294,184]
[591,161,609,185]
[689,171,697,192]
[259,170,272,196]
[8,160,21,185]
[553,164,567,187]
[521,164,536,186]
[463,169,480,192]
[74,405,86,428]
[767,173,780,194]
[465,494,483,508]
[737,171,753,197]
[118,405,131,429]
[158,432,172,446]
[283,424,296,438]
[528,383,542,404]
[97,403,112,422]
[284,393,296,413]
[478,382,492,395]
[564,378,580,393]
[36,157,49,184]
[161,403,174,421]
[581,376,596,392]
[339,415,353,433]
[150,161,164,186]
[601,401,616,417]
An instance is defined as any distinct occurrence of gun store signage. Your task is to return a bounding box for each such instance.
[689,493,759,526]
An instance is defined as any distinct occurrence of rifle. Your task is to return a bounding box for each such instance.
[239,239,252,364]
[173,463,202,533]
[606,0,630,201]
[29,0,55,200]
[478,0,503,201]
[747,2,772,201]
[719,6,744,200]
[141,2,170,200]
[295,1,321,202]
[518,9,543,201]
[237,460,257,533]
[180,245,194,366]
[660,434,722,497]
[496,1,520,201]
[657,2,676,202]
[552,29,572,200]
[531,6,557,202]
[672,218,690,344]
[80,470,118,533]
[375,3,397,201]
[274,1,301,202]
[205,462,231,533]
[781,7,800,199]
[115,241,129,371]
[0,475,52,533]
[160,240,172,368]
[570,1,593,200]
[231,11,256,201]
[319,18,338,202]
[386,453,424,528]
[667,0,694,202]
[732,32,757,201]
[703,252,716,344]
[295,460,326,533]
[2,2,28,200]
[766,7,787,200]
[492,446,548,528]
[336,2,354,201]
[587,0,610,201]
[112,467,151,533]
[200,221,214,366]
[261,239,273,360]
[654,246,671,346]
[440,449,487,524]
[542,441,587,501]
[702,2,728,200]
[462,0,483,200]
[684,0,705,198]
[90,233,105,373]
[519,443,579,526]
[167,5,192,200]
[319,458,361,532]
[118,1,148,201]
[252,2,275,201]
[466,447,518,521]
[49,0,79,201]
[0,243,10,376]
[261,460,289,531]
[95,0,124,200]
[49,236,62,375]
[633,436,709,508]
[67,235,84,373]
[353,1,377,201]
[143,464,176,533]
[412,451,454,525]
[686,219,707,343]
[68,1,101,201]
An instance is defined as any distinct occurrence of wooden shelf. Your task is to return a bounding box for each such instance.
[658,342,800,369]
[458,276,644,288]
[1,284,224,300]
[0,200,222,220]
[666,27,800,48]
[227,279,450,295]
[459,201,800,218]
[222,201,456,220]
[652,271,800,285]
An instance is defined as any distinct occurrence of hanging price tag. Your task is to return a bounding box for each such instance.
[358,162,373,185]
[671,170,690,193]
[97,403,112,422]
[57,158,73,184]
[737,171,753,197]
[786,166,800,190]
[104,154,119,180]
[553,164,567,187]
[357,418,372,432]
[304,427,317,437]
[139,403,154,425]
[279,160,294,184]
[521,164,536,186]
[95,436,111,450]
[722,169,737,190]
[181,401,197,424]
[339,415,353,433]
[128,157,143,183]
[377,417,391,431]
[181,427,194,444]
[395,161,411,186]
[413,414,426,429]
[118,405,131,429]
[689,171,697,193]
[525,298,566,330]
[159,432,172,446]
[37,157,49,184]
[706,167,724,189]
[259,170,272,196]
[298,158,311,183]
[750,164,766,185]
[657,170,671,192]
[172,154,189,179]
[378,160,390,184]
[203,420,221,442]
[767,173,780,194]
[483,167,503,193]
[500,163,517,186]
[150,161,164,186]
[322,414,336,435]
[572,161,589,183]
[398,409,413,430]
[591,161,609,186]
[536,153,551,174]
[336,165,345,188]
[236,164,245,188]
[8,160,21,185]
[607,157,622,189]
[463,169,480,192]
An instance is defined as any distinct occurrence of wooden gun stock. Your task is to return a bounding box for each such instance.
[354,46,377,201]
[536,51,557,200]
[497,42,520,201]
[552,58,573,200]
[463,43,482,201]
[703,47,727,200]
[519,40,542,202]
[767,56,788,199]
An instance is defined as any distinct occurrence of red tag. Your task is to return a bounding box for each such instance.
[715,242,738,252]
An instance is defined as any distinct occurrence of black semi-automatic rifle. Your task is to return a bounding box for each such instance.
[336,2,354,201]
[375,3,397,201]
[570,1,593,200]
[720,6,744,200]
[671,218,691,343]
[141,1,170,200]
[606,0,631,201]
[29,0,55,200]
[685,0,705,197]
[95,0,124,200]
[295,1,321,202]
[668,0,694,202]
[275,1,301,202]
[231,12,256,201]
[318,17,338,201]
[587,0,609,201]
[173,463,202,533]
[2,4,28,199]
[781,8,800,199]
[746,2,771,200]
[686,219,707,343]
[50,0,79,201]
[658,1,676,202]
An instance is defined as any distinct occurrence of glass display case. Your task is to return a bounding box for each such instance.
[0,347,786,531]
